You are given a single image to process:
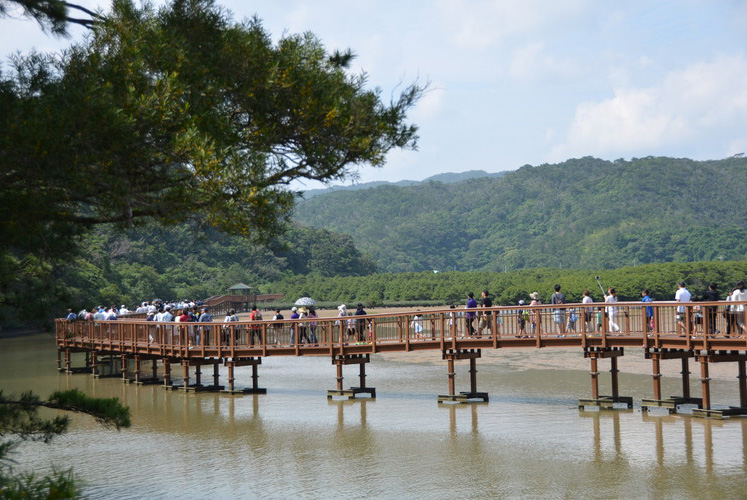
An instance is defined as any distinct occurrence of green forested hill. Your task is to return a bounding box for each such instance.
[2,223,376,326]
[294,156,747,272]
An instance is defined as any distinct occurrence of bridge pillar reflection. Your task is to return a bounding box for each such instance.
[578,347,632,410]
[327,354,375,400]
[437,349,489,404]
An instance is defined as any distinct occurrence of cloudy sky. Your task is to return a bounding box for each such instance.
[3,0,747,186]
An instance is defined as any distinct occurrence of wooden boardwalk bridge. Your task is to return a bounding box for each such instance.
[55,300,747,419]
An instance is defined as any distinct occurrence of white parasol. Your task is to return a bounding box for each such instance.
[294,297,316,307]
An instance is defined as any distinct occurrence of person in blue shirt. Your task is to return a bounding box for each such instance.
[641,289,653,332]
[465,292,478,336]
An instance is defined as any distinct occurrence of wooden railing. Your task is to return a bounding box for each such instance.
[56,300,747,358]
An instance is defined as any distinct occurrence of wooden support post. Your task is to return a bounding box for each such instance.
[134,356,141,383]
[693,353,747,418]
[57,349,62,371]
[251,363,259,390]
[152,359,158,379]
[700,357,711,411]
[681,357,691,399]
[610,356,620,399]
[359,361,367,390]
[652,354,662,401]
[213,362,220,387]
[335,360,344,391]
[642,350,701,413]
[579,348,632,410]
[65,349,71,373]
[227,363,235,392]
[182,361,190,388]
[163,358,171,387]
[91,352,98,376]
[447,356,456,397]
[195,364,202,386]
[437,350,488,404]
[121,354,128,380]
[469,357,478,394]
[221,358,266,395]
[590,356,599,400]
[327,354,375,400]
[739,360,747,409]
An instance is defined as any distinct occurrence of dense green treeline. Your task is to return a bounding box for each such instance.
[295,156,747,272]
[267,260,747,307]
[1,222,376,327]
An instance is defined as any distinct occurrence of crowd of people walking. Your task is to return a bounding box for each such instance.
[64,279,747,347]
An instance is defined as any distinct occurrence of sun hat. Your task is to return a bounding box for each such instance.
[529,292,539,300]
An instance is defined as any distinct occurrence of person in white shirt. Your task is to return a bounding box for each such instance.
[675,281,692,334]
[730,281,746,337]
[604,288,620,333]
[582,289,594,332]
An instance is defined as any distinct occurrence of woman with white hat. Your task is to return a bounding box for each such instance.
[529,292,541,335]
[336,304,355,342]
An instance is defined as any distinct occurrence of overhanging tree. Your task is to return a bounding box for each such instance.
[0,389,130,497]
[2,0,421,239]
[0,0,423,322]
[0,0,101,35]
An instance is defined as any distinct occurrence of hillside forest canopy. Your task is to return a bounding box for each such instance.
[295,156,747,273]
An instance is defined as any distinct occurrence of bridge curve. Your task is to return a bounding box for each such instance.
[55,300,747,418]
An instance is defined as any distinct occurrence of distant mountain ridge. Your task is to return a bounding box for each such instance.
[293,156,747,273]
[300,169,507,198]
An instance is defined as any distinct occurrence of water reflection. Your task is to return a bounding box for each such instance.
[5,335,747,498]
[442,402,482,439]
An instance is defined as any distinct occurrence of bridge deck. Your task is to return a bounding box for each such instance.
[55,301,747,414]
[57,300,747,358]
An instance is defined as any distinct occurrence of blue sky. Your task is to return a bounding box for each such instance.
[3,1,747,188]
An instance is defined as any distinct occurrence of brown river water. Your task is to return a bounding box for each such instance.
[2,333,747,499]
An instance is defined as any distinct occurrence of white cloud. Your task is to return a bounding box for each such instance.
[549,54,747,160]
[436,0,590,51]
[508,41,579,81]
[411,84,446,121]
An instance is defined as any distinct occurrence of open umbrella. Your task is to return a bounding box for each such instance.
[295,297,316,307]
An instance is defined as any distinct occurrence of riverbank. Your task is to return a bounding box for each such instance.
[0,327,48,339]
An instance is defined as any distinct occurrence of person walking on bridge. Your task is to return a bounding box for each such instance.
[354,303,368,343]
[478,290,493,336]
[582,290,594,332]
[641,289,653,332]
[675,281,692,335]
[604,288,620,333]
[465,292,477,337]
[730,281,747,337]
[701,283,720,335]
[551,284,566,335]
[529,292,541,335]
